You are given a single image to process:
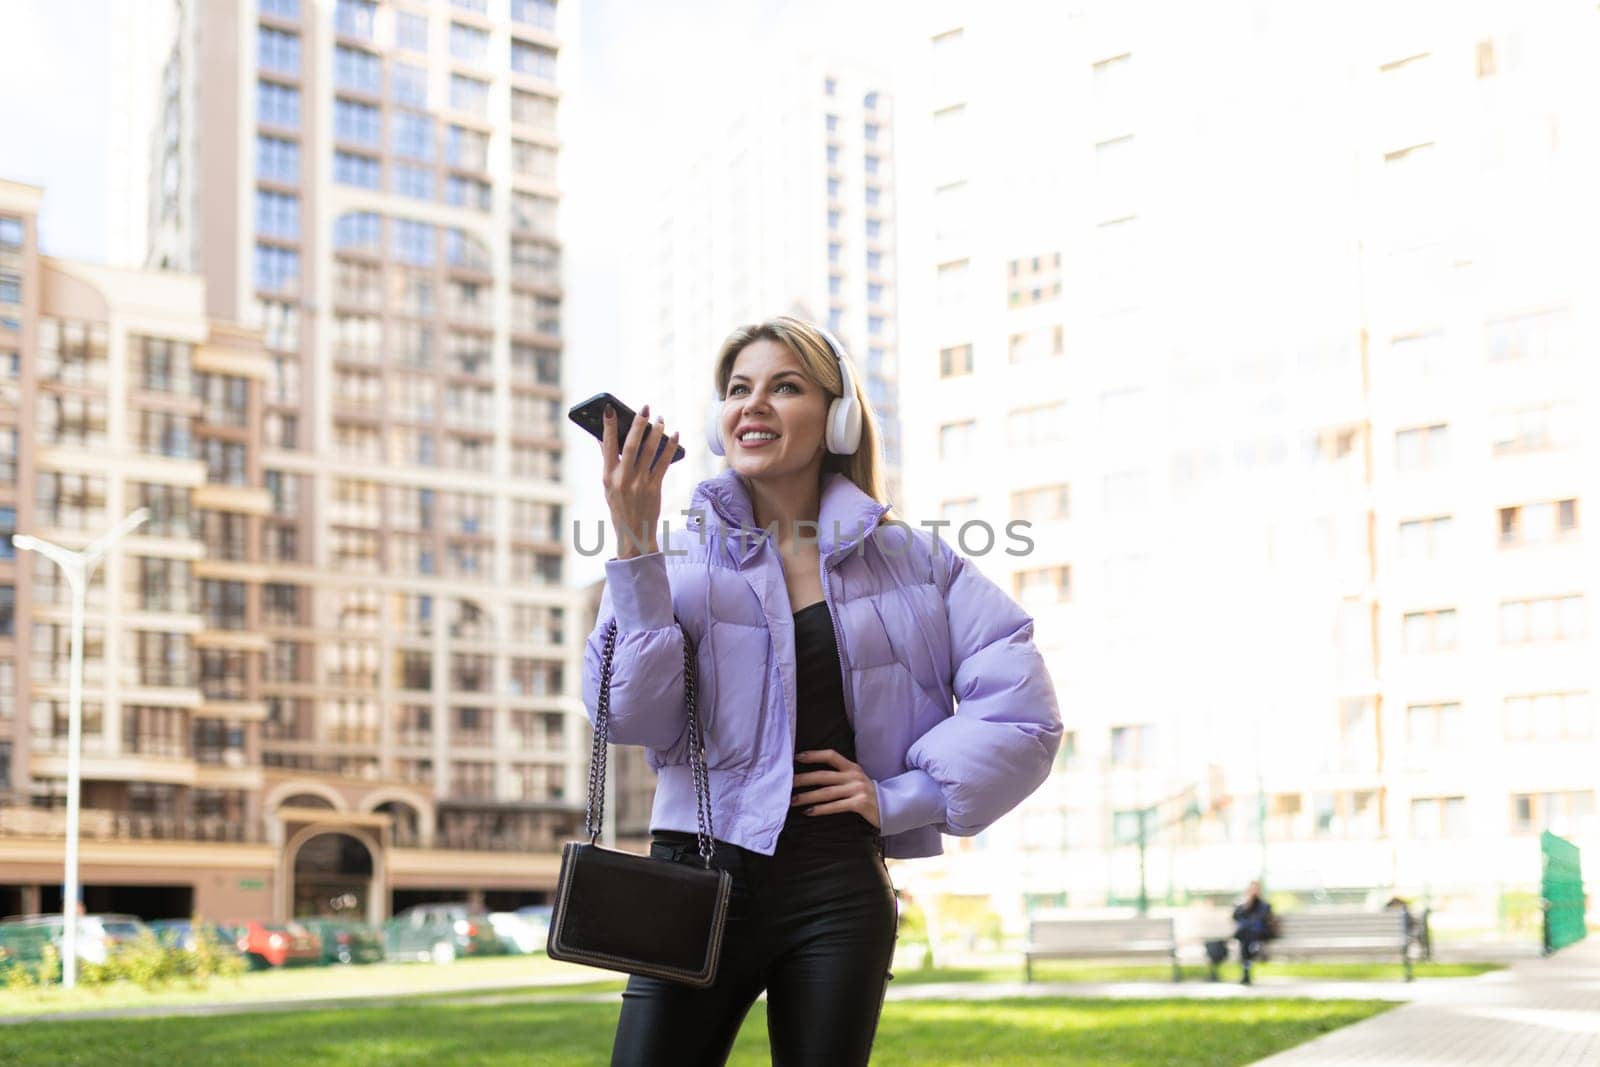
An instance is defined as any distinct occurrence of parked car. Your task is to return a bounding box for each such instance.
[0,913,152,965]
[297,918,385,965]
[216,919,322,969]
[147,919,251,963]
[385,904,502,963]
[487,911,545,955]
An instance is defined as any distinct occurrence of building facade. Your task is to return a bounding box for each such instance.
[4,0,588,925]
[891,2,1600,932]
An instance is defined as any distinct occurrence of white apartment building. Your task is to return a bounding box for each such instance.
[891,2,1600,933]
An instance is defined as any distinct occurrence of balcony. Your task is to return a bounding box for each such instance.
[0,805,265,844]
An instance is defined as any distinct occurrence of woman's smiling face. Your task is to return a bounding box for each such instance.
[720,338,830,480]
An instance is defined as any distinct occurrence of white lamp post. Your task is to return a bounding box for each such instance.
[14,507,148,989]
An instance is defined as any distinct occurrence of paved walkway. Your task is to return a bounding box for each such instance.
[1250,937,1600,1065]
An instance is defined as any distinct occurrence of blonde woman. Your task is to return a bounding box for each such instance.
[588,316,1062,1065]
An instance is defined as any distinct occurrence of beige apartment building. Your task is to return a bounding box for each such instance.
[3,0,587,925]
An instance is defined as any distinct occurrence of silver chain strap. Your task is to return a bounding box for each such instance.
[586,617,717,868]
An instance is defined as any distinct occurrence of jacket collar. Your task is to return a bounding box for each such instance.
[690,467,890,564]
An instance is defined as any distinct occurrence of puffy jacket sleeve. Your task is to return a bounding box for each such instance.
[873,542,1062,838]
[581,549,691,758]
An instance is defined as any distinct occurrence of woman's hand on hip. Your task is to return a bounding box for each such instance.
[791,749,881,829]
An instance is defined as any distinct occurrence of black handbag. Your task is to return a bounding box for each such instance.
[546,616,732,988]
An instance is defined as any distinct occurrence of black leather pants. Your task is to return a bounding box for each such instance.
[608,824,898,1066]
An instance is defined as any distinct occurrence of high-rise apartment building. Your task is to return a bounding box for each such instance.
[619,58,903,513]
[3,0,585,924]
[893,3,1599,930]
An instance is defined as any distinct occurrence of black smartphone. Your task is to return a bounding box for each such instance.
[568,392,687,465]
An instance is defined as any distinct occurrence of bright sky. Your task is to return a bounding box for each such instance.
[0,0,111,261]
[0,0,911,588]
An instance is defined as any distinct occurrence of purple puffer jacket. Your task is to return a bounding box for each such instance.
[582,467,1062,860]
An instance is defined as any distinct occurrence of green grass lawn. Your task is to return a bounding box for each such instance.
[0,953,1500,1021]
[0,955,594,1018]
[0,994,1395,1066]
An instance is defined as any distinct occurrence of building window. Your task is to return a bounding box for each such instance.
[334,98,381,146]
[392,219,436,266]
[511,40,556,79]
[1500,595,1585,644]
[511,0,557,28]
[1007,251,1064,308]
[1402,608,1458,653]
[449,21,490,62]
[938,420,975,459]
[1406,701,1464,750]
[0,272,19,306]
[1009,325,1064,363]
[864,90,879,109]
[253,244,299,293]
[1510,791,1595,836]
[1505,691,1594,743]
[1395,423,1449,470]
[0,217,22,250]
[512,88,558,128]
[395,11,428,51]
[447,125,491,170]
[392,62,427,107]
[1410,795,1467,839]
[256,135,300,183]
[333,210,381,251]
[936,258,969,305]
[824,75,836,95]
[334,0,376,39]
[450,74,490,115]
[1398,515,1451,559]
[1014,565,1070,606]
[334,150,380,189]
[257,27,300,74]
[257,81,300,128]
[1007,400,1070,448]
[1011,484,1069,523]
[864,121,880,143]
[1490,402,1578,455]
[334,44,380,93]
[1486,308,1570,362]
[392,112,435,161]
[254,190,299,239]
[392,163,435,201]
[1499,499,1579,547]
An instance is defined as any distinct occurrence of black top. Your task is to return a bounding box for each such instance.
[786,600,877,840]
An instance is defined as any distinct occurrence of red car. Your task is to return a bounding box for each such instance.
[219,919,322,968]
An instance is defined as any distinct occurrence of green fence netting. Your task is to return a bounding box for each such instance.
[1541,830,1586,954]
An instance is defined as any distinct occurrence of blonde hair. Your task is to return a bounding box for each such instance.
[714,315,894,521]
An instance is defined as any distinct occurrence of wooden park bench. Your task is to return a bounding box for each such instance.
[1023,916,1181,983]
[1267,909,1414,980]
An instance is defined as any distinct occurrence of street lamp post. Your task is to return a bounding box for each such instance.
[14,508,149,990]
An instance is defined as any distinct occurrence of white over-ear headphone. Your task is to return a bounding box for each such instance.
[706,324,862,457]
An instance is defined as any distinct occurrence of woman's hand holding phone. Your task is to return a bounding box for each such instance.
[601,402,679,560]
